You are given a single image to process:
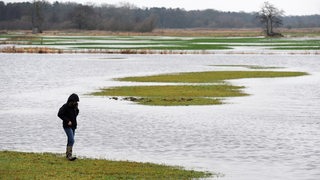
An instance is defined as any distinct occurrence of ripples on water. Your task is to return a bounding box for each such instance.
[0,53,319,180]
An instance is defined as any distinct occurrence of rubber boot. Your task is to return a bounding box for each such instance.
[66,146,77,161]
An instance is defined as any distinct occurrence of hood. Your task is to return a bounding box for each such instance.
[67,93,79,102]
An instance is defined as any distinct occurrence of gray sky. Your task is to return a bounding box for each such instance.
[3,0,320,15]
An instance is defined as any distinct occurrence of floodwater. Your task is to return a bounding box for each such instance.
[0,53,319,180]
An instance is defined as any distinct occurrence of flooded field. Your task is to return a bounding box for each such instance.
[0,53,320,180]
[1,35,320,54]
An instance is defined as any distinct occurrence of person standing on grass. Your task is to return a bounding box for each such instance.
[58,93,79,161]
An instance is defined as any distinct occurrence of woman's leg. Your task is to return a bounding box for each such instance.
[64,128,76,160]
[64,128,75,146]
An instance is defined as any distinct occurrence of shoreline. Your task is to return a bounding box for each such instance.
[1,46,319,55]
[0,150,214,179]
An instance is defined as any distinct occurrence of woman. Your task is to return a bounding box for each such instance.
[58,93,79,161]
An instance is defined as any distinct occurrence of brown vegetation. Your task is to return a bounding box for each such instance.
[0,28,264,37]
[0,46,186,54]
[0,46,62,53]
[3,28,320,37]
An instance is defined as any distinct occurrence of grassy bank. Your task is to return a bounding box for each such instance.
[92,70,307,106]
[0,151,212,179]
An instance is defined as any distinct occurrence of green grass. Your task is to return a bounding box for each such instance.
[117,71,308,83]
[272,46,320,50]
[73,43,230,50]
[92,85,246,106]
[92,70,307,106]
[189,37,265,43]
[0,151,212,180]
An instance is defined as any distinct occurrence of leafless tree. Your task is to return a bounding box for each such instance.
[71,4,95,29]
[257,1,284,36]
[32,0,45,33]
[2,1,320,31]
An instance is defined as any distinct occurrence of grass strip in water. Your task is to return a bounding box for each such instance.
[92,85,246,106]
[117,71,307,83]
[272,47,320,50]
[0,151,212,179]
[92,71,307,106]
[188,37,265,43]
[73,43,230,50]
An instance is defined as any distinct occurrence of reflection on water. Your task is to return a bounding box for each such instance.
[0,53,320,180]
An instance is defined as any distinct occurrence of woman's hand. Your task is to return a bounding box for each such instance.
[68,121,72,126]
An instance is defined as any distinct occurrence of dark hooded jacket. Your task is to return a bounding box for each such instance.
[58,94,79,129]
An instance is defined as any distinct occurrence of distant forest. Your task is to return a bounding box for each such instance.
[0,1,320,32]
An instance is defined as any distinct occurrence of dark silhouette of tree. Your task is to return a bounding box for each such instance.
[0,1,6,21]
[70,4,95,29]
[0,1,319,32]
[257,1,284,36]
[32,0,46,33]
[134,14,157,32]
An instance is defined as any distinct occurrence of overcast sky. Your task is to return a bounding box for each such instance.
[3,0,320,15]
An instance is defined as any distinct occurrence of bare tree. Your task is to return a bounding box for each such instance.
[257,1,284,37]
[134,14,157,32]
[71,4,96,29]
[32,0,45,33]
[2,1,320,31]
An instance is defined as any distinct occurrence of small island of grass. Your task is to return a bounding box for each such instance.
[0,151,212,179]
[116,71,306,83]
[92,70,307,106]
[92,84,247,106]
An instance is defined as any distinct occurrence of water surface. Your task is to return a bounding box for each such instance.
[0,53,319,180]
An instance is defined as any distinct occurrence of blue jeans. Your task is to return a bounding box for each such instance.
[64,128,75,146]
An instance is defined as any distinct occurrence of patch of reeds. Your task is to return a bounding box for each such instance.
[0,46,63,53]
[4,28,320,37]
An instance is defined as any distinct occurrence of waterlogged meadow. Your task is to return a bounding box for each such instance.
[1,33,320,53]
[0,32,320,180]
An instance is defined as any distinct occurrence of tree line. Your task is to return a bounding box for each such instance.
[0,1,319,32]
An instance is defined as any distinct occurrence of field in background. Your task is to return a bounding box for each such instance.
[0,28,319,54]
[2,28,320,37]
